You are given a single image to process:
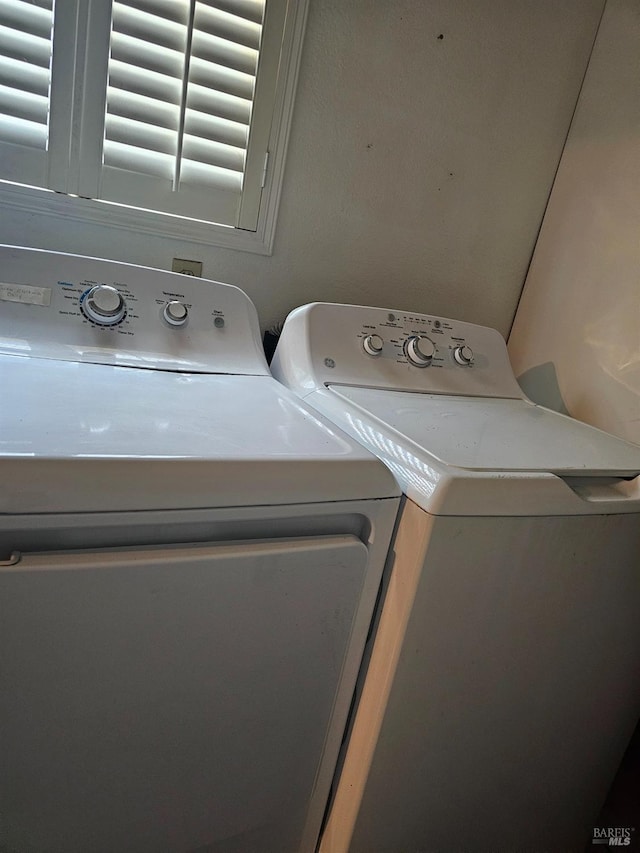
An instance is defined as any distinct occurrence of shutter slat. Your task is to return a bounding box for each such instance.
[0,55,50,97]
[191,29,258,77]
[107,87,179,131]
[184,109,248,149]
[195,4,261,51]
[204,0,264,27]
[0,82,47,124]
[189,56,254,101]
[0,111,46,148]
[0,24,52,68]
[119,0,188,26]
[108,59,182,105]
[110,32,186,79]
[186,82,250,124]
[106,114,178,156]
[182,134,245,172]
[103,139,175,179]
[180,157,242,191]
[112,4,188,52]
[0,0,53,41]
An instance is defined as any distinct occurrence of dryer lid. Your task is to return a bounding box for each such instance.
[329,386,640,476]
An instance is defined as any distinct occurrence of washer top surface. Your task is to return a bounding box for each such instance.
[0,249,399,513]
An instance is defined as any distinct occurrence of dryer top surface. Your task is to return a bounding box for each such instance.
[1,357,399,513]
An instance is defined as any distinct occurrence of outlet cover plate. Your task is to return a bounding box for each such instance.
[172,258,203,277]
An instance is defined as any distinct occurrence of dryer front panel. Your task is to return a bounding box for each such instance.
[0,535,368,853]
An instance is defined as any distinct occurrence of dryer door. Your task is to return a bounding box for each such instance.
[0,535,368,853]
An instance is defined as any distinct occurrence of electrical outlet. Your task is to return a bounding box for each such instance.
[172,258,203,277]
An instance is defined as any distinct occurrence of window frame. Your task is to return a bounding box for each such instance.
[0,0,309,255]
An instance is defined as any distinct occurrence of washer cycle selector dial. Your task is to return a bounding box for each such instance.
[453,345,474,366]
[404,335,436,366]
[363,334,384,356]
[163,300,188,326]
[83,285,126,325]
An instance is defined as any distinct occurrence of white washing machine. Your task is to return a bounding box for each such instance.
[271,302,640,853]
[0,250,400,853]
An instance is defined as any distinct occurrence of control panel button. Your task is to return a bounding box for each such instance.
[363,334,384,356]
[404,335,435,366]
[163,300,189,326]
[82,285,126,325]
[453,345,474,366]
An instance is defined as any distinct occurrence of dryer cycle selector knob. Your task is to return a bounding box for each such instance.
[404,335,436,366]
[453,345,474,366]
[363,334,384,356]
[163,300,188,326]
[83,285,126,325]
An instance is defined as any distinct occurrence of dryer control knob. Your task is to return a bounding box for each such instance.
[404,335,435,366]
[83,285,126,325]
[453,345,474,366]
[163,300,189,326]
[363,334,384,356]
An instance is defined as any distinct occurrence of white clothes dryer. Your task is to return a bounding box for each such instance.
[272,302,640,853]
[0,251,400,853]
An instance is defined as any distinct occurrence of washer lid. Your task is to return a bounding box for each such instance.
[331,385,640,477]
[0,356,399,513]
[329,387,640,475]
[315,386,640,516]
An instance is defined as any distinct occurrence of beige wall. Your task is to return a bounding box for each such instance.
[509,0,640,445]
[0,0,603,335]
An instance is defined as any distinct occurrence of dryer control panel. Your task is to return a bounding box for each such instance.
[272,302,524,399]
[0,245,268,374]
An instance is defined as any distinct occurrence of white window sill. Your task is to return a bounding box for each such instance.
[0,182,274,256]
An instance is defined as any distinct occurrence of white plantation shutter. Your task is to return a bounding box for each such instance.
[104,1,190,183]
[183,1,261,189]
[98,0,279,228]
[0,0,53,187]
[0,0,302,238]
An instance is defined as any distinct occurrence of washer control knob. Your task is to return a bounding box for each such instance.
[363,334,384,356]
[83,285,126,325]
[163,300,188,326]
[404,335,435,366]
[453,345,474,366]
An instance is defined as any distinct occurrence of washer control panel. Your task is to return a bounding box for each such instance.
[0,245,267,374]
[356,310,479,371]
[272,303,523,399]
